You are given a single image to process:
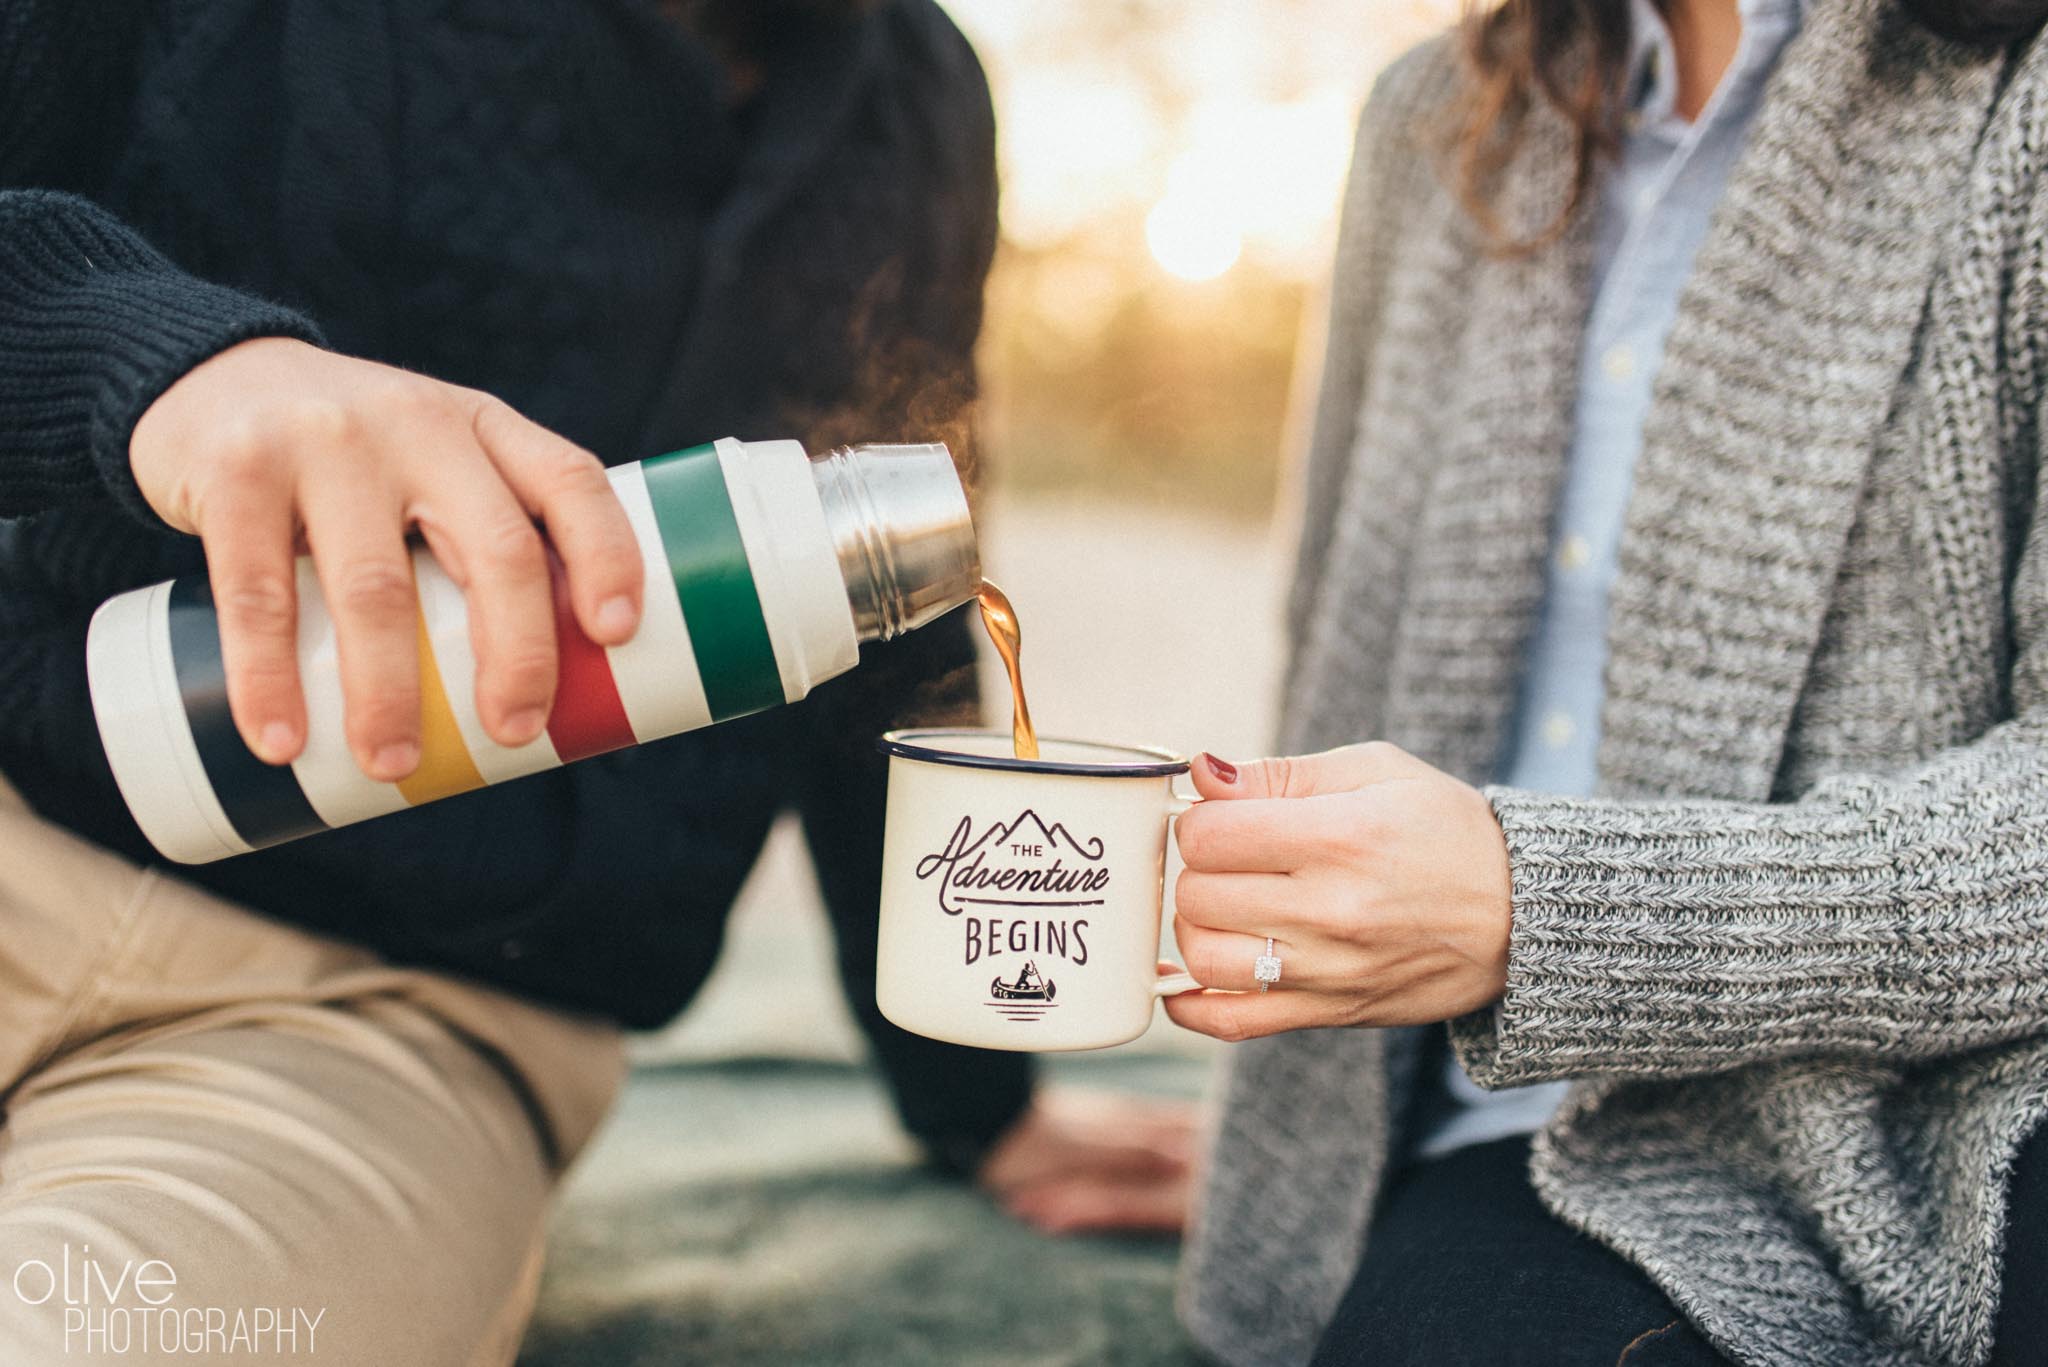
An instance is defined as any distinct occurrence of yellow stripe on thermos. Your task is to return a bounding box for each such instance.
[395,606,488,806]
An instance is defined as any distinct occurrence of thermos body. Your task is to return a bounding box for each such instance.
[88,438,979,864]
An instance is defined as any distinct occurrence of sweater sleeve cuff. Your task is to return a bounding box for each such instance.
[81,266,324,529]
[1448,782,1912,1088]
[0,192,323,527]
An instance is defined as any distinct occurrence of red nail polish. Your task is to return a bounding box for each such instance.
[1203,753,1239,784]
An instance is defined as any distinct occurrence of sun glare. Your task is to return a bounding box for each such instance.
[1000,76,1160,250]
[1145,198,1243,282]
[943,0,1465,285]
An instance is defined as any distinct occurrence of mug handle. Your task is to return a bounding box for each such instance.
[1156,778,1205,996]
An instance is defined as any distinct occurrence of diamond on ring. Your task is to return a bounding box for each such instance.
[1253,937,1282,992]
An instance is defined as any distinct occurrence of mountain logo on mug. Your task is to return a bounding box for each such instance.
[913,809,1110,917]
[913,809,1109,975]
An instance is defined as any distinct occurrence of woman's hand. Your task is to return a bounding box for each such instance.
[977,1089,1198,1235]
[1163,744,1512,1043]
[130,337,645,782]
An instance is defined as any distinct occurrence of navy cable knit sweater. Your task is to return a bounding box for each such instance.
[0,0,1028,1165]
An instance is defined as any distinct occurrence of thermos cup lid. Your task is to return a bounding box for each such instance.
[814,443,981,642]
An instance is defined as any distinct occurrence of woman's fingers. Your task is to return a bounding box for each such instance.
[301,474,422,782]
[197,456,306,765]
[1162,986,1350,1043]
[409,449,558,746]
[1174,869,1301,934]
[1174,796,1332,872]
[1174,915,1300,992]
[471,398,642,646]
[1193,743,1425,800]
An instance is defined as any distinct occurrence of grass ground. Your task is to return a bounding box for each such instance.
[520,1056,1209,1367]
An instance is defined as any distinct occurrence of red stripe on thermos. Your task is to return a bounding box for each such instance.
[544,555,637,762]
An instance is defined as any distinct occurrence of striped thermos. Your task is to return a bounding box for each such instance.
[88,438,980,864]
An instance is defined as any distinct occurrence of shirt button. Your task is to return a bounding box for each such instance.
[1601,345,1637,381]
[1557,534,1592,572]
[1542,712,1576,750]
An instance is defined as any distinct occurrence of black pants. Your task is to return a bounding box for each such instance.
[1310,1121,2048,1366]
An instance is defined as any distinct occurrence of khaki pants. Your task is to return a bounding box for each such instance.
[0,777,625,1364]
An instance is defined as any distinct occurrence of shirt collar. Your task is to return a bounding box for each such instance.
[1625,0,1681,126]
[1624,0,1806,128]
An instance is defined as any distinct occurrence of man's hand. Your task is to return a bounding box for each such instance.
[1163,744,1513,1043]
[977,1090,1199,1236]
[130,337,645,782]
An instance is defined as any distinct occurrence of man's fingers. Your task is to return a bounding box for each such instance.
[471,399,642,646]
[197,469,305,765]
[410,449,558,747]
[1162,986,1344,1042]
[1003,1176,1190,1237]
[990,1139,1183,1199]
[302,478,421,782]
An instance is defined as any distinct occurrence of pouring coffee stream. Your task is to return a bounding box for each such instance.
[976,581,1038,760]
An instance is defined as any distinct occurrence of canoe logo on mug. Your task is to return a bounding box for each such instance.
[913,810,1109,1019]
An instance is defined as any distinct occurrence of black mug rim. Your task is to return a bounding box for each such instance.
[876,728,1190,778]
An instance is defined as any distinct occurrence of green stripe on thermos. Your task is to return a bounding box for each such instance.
[639,445,786,721]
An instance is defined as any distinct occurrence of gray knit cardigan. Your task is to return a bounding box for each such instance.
[1179,3,2048,1365]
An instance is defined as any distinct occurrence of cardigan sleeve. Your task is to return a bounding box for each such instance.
[1449,506,2048,1086]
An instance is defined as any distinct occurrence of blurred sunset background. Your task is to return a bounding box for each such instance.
[954,0,1461,512]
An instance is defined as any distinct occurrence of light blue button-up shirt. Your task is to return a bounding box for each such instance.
[1418,0,1805,1161]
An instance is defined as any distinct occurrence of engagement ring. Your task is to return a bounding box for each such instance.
[1254,937,1282,992]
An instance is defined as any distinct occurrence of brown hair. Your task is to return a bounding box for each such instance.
[1451,0,2048,251]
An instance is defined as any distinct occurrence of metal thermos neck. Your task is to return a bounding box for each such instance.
[810,443,981,643]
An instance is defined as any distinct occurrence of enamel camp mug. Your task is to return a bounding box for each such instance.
[874,730,1202,1052]
[89,439,980,864]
